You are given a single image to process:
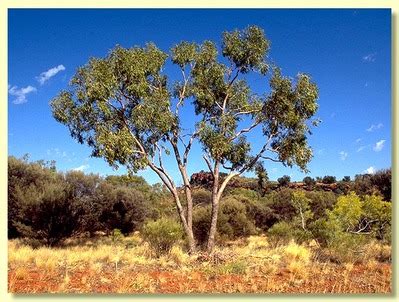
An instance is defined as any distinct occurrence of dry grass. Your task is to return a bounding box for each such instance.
[8,235,392,294]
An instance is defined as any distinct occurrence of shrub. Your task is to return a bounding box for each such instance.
[142,217,183,256]
[14,181,81,246]
[267,221,313,246]
[304,190,336,220]
[191,188,211,205]
[264,188,297,222]
[267,221,294,245]
[97,184,148,235]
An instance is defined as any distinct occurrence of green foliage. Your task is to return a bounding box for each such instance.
[8,156,80,245]
[50,26,320,251]
[277,175,290,187]
[327,192,362,231]
[8,156,156,245]
[267,221,294,245]
[322,175,336,184]
[111,228,124,243]
[191,188,212,206]
[14,178,80,246]
[255,162,268,195]
[353,169,391,201]
[264,188,296,222]
[51,43,174,172]
[304,190,336,220]
[303,176,316,187]
[290,190,313,229]
[362,194,391,241]
[97,184,148,235]
[193,197,257,246]
[142,217,183,256]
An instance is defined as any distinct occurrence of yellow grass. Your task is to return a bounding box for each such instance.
[8,235,392,294]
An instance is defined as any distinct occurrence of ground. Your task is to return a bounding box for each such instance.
[8,235,391,294]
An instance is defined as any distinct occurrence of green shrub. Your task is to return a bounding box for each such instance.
[192,188,211,205]
[142,217,183,256]
[267,221,313,246]
[267,221,294,245]
[325,232,368,264]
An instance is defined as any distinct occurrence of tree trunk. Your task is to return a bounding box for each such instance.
[171,189,196,253]
[207,171,238,254]
[207,163,220,253]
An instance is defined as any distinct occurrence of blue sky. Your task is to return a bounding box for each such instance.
[8,9,391,184]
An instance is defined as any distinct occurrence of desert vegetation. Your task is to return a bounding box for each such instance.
[8,24,392,294]
[8,155,392,293]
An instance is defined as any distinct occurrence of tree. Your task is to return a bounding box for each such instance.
[51,25,319,253]
[303,176,316,187]
[277,175,291,187]
[322,175,336,184]
[342,176,351,182]
[290,190,313,231]
[255,162,268,196]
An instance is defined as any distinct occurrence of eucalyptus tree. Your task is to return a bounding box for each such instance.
[51,25,319,253]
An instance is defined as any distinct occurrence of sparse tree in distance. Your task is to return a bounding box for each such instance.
[278,175,291,187]
[51,26,319,253]
[303,176,316,187]
[322,175,336,184]
[255,162,268,196]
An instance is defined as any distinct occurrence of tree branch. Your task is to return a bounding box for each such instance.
[203,155,213,174]
[230,121,261,141]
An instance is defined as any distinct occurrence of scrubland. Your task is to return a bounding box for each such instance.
[8,234,391,294]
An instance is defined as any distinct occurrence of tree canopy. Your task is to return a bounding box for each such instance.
[51,25,319,253]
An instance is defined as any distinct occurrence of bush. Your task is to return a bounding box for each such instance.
[191,188,211,205]
[142,217,183,256]
[304,190,336,220]
[97,184,148,235]
[14,181,81,246]
[264,188,297,222]
[267,221,313,246]
[267,221,294,245]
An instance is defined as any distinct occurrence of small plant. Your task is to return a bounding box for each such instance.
[142,217,183,256]
[111,228,124,243]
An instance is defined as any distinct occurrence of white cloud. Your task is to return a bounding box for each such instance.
[339,151,348,161]
[364,166,376,174]
[355,138,362,143]
[36,64,65,85]
[72,164,89,172]
[8,85,37,104]
[362,52,377,62]
[373,140,385,152]
[366,123,383,132]
[356,146,366,152]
